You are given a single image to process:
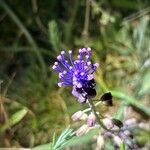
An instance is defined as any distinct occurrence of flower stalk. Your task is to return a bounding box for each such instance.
[87,99,109,131]
[87,99,120,133]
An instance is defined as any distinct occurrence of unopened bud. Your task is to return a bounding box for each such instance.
[113,135,123,146]
[125,118,136,126]
[71,111,83,121]
[100,92,113,106]
[75,124,89,136]
[103,118,114,129]
[124,130,131,137]
[119,132,128,140]
[112,119,123,128]
[103,132,113,138]
[87,112,96,127]
[139,122,150,130]
[96,135,104,150]
[80,113,88,120]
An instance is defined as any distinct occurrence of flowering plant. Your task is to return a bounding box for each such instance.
[52,48,137,149]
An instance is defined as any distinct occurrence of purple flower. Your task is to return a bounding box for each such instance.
[87,112,96,127]
[52,48,99,103]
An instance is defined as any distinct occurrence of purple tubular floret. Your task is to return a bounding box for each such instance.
[68,50,74,67]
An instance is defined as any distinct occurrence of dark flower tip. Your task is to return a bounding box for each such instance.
[112,118,123,128]
[100,92,113,106]
[52,48,99,103]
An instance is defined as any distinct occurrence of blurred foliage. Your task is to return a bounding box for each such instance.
[0,0,150,149]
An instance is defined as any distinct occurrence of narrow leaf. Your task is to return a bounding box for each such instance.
[9,108,28,126]
[120,142,125,150]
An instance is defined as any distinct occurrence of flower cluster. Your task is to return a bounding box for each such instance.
[52,48,99,103]
[71,110,123,136]
[71,108,142,149]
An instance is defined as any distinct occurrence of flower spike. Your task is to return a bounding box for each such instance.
[52,48,99,103]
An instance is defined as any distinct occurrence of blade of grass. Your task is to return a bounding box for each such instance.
[111,90,150,116]
[120,142,125,150]
[0,0,46,77]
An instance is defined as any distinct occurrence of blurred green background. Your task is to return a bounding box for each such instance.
[0,0,150,149]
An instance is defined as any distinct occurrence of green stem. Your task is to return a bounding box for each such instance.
[83,101,102,113]
[111,90,150,116]
[87,99,121,133]
[82,0,90,37]
[87,99,109,131]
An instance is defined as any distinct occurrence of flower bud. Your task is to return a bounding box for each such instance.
[102,118,114,129]
[71,111,83,121]
[139,122,149,130]
[103,132,113,138]
[87,112,96,127]
[124,130,132,137]
[80,113,88,120]
[113,135,123,146]
[96,135,104,150]
[112,119,123,128]
[125,118,136,126]
[100,92,113,106]
[119,131,128,140]
[75,124,89,136]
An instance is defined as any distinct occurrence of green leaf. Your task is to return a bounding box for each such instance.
[63,128,98,149]
[49,133,56,150]
[139,72,150,95]
[114,102,125,119]
[48,20,60,54]
[33,127,74,150]
[120,142,125,150]
[111,90,150,116]
[32,143,51,150]
[104,141,115,150]
[9,108,28,126]
[54,127,74,149]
